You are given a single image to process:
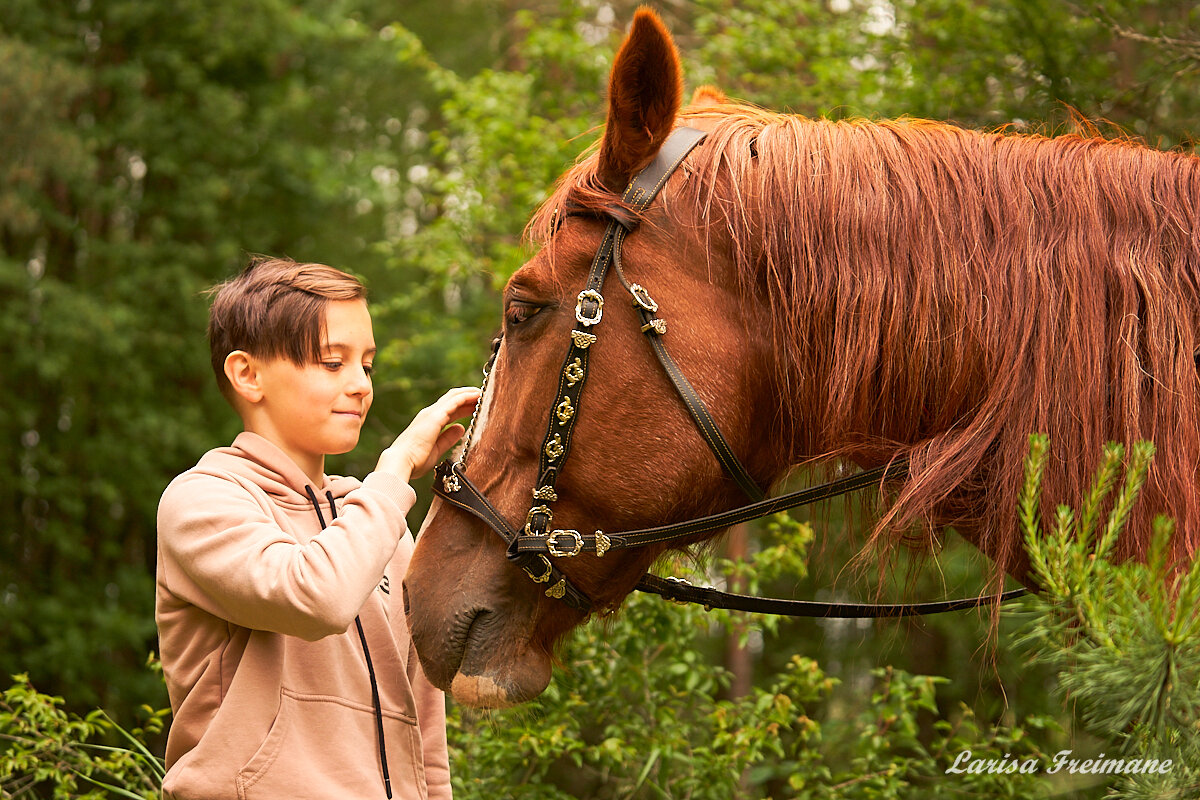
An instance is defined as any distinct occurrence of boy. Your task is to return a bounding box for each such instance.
[155,256,477,799]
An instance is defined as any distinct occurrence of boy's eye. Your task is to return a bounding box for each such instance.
[505,301,543,326]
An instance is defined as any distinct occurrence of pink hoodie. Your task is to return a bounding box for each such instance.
[155,432,451,799]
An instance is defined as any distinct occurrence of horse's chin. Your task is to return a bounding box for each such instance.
[440,639,552,708]
[448,657,552,709]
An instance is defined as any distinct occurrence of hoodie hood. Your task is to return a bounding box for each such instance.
[199,431,363,509]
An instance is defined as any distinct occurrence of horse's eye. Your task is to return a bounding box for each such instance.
[505,301,543,326]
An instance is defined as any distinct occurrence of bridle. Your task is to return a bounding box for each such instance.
[432,127,1026,618]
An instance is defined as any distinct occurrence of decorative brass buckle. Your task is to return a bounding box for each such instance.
[525,505,553,535]
[524,555,553,583]
[547,529,583,557]
[629,283,659,312]
[575,289,605,326]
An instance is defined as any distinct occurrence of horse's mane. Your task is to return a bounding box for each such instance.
[529,104,1200,580]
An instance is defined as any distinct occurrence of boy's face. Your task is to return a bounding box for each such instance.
[251,299,376,475]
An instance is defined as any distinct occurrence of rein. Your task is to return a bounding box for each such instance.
[432,127,1026,618]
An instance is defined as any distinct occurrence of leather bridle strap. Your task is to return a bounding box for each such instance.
[503,128,714,610]
[508,459,907,556]
[435,459,1025,617]
[434,461,595,612]
[637,574,1028,618]
[617,266,766,502]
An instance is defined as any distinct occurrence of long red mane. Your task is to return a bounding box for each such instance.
[531,104,1200,582]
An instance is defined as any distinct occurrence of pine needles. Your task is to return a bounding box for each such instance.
[1017,434,1200,799]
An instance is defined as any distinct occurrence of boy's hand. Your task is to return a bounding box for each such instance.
[376,387,481,483]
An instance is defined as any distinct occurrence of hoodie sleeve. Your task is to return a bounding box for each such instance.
[157,469,416,640]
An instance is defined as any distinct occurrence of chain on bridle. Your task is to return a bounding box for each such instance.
[432,127,1025,617]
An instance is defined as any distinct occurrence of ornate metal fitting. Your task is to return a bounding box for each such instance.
[555,396,575,425]
[547,529,583,558]
[629,283,659,313]
[524,555,552,584]
[570,331,597,350]
[544,434,564,461]
[563,358,584,387]
[575,289,605,326]
[594,530,611,558]
[545,579,567,599]
[532,486,558,502]
[441,471,461,493]
[664,576,694,606]
[525,505,553,536]
[640,318,667,335]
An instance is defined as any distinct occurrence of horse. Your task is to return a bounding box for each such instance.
[403,8,1200,709]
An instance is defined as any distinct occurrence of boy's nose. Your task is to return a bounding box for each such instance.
[347,365,372,394]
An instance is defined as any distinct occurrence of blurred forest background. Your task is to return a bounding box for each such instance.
[3,0,1199,797]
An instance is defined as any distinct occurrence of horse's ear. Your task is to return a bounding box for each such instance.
[688,85,727,108]
[597,7,683,194]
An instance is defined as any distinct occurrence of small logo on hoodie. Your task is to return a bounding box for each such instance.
[378,575,391,595]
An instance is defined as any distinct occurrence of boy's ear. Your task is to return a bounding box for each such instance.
[224,351,264,404]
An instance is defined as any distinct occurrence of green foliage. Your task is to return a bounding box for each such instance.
[362,3,609,446]
[688,0,1200,144]
[1017,435,1200,798]
[0,672,167,799]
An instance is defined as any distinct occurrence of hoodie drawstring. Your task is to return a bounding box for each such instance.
[305,485,393,799]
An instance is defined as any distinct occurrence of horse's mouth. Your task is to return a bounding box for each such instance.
[405,583,552,708]
[453,608,553,708]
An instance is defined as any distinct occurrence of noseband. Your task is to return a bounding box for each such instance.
[433,127,1025,617]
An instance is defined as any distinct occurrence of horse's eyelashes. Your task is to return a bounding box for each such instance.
[505,301,544,327]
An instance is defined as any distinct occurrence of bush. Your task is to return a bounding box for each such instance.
[0,668,167,799]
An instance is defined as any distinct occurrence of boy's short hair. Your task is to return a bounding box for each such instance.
[207,256,366,401]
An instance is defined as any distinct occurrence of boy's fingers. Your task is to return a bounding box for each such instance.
[435,423,466,454]
[407,423,466,478]
[412,390,477,431]
[445,388,481,409]
[376,388,481,480]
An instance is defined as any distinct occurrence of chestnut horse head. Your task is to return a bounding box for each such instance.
[405,8,1200,708]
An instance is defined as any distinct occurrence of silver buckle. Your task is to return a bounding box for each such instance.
[664,576,693,605]
[629,283,659,312]
[575,289,604,326]
[547,529,584,557]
